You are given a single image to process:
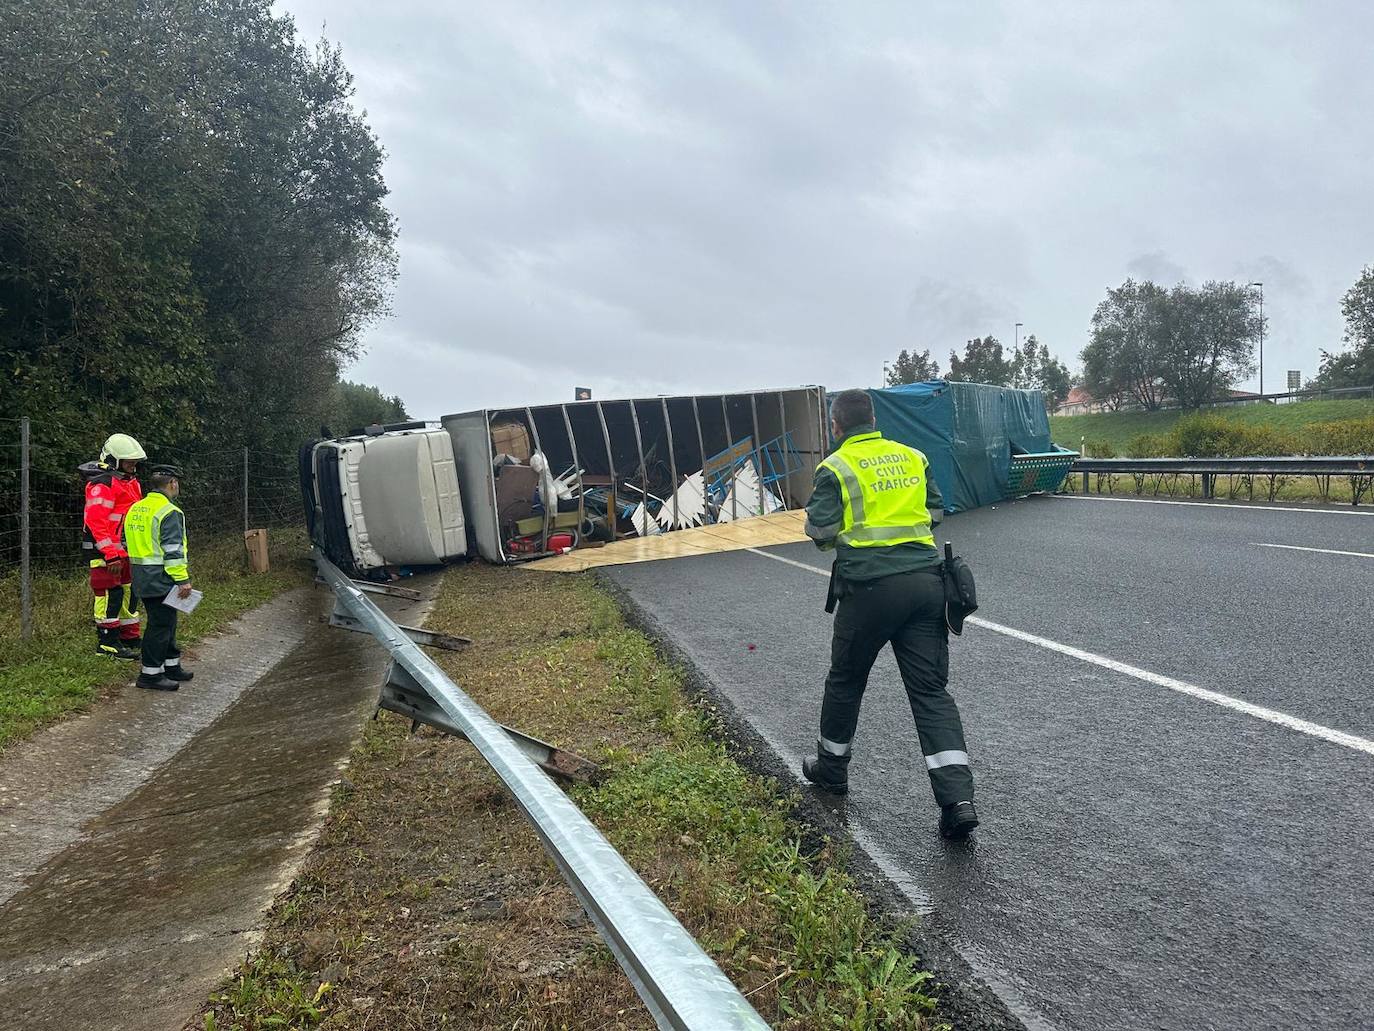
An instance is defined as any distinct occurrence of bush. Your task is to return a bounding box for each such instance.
[1300,417,1374,455]
[1126,433,1171,458]
[1169,413,1297,457]
[1082,439,1116,458]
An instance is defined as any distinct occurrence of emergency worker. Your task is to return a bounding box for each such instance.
[79,433,145,658]
[123,465,195,692]
[802,388,978,840]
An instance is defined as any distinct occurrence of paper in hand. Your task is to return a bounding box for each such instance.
[163,588,204,614]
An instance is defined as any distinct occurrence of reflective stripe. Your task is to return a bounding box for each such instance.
[87,497,115,509]
[141,666,164,676]
[119,618,140,626]
[95,537,114,549]
[821,454,866,526]
[130,556,163,565]
[924,749,969,770]
[818,735,853,757]
[805,517,842,541]
[840,524,931,544]
[164,657,180,668]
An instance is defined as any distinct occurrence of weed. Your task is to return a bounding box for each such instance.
[0,528,308,749]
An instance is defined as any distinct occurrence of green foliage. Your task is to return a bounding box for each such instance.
[1310,264,1374,389]
[884,348,940,386]
[1169,413,1297,457]
[204,948,331,1031]
[581,746,937,1029]
[0,529,308,750]
[326,379,410,435]
[1081,278,1261,410]
[1125,433,1170,458]
[0,0,399,472]
[1009,333,1073,409]
[1302,416,1374,455]
[947,336,1011,386]
[1050,398,1374,455]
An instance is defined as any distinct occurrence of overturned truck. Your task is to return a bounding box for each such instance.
[301,387,828,572]
[300,381,1076,575]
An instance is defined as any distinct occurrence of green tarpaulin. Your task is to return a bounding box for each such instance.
[854,381,1055,513]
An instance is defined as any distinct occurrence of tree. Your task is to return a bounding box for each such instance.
[884,348,940,385]
[0,0,397,475]
[1309,265,1374,389]
[328,380,409,435]
[1007,333,1073,410]
[1156,281,1259,409]
[947,336,1012,385]
[1081,279,1169,410]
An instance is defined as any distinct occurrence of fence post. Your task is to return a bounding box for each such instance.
[242,446,249,535]
[20,416,32,640]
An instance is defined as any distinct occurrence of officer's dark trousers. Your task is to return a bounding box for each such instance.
[139,595,181,675]
[818,566,974,806]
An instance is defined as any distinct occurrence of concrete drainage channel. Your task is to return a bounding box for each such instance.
[316,551,771,1031]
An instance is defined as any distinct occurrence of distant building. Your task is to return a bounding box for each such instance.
[1058,386,1101,416]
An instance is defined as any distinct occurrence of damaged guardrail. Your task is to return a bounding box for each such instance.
[314,550,771,1031]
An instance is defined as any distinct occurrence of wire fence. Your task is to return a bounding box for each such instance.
[0,415,304,638]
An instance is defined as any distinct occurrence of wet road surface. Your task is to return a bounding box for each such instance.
[0,586,416,1031]
[607,494,1374,1031]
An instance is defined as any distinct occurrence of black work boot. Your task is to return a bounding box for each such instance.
[163,665,194,682]
[802,750,850,795]
[135,673,179,692]
[939,801,979,840]
[97,628,139,660]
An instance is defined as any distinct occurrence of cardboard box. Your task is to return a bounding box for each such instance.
[243,528,269,573]
[490,419,532,461]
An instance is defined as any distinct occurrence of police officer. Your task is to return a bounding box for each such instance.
[122,465,195,692]
[802,388,978,840]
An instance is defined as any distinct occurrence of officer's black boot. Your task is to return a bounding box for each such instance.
[97,628,139,660]
[163,665,194,682]
[939,801,979,840]
[801,747,850,795]
[135,673,179,692]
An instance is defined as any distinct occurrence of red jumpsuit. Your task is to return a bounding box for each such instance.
[82,466,143,643]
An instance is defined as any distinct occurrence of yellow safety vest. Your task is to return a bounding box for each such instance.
[819,432,936,552]
[123,492,190,582]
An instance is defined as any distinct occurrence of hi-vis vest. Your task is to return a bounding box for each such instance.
[819,432,936,552]
[123,492,190,582]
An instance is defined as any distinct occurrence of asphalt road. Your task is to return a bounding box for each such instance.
[606,494,1374,1031]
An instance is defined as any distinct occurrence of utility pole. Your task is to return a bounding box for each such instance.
[1250,282,1264,396]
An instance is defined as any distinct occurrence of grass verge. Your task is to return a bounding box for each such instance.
[195,564,945,1031]
[1049,397,1374,455]
[0,527,310,751]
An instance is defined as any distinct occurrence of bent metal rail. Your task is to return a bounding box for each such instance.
[1069,455,1373,502]
[314,551,771,1031]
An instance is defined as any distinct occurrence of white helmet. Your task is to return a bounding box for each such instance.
[99,433,147,466]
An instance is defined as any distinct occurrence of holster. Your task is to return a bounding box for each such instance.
[824,563,840,614]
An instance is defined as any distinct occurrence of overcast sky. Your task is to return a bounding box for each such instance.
[280,1,1374,418]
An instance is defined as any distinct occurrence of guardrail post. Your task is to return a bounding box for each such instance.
[20,416,31,641]
[1201,472,1213,499]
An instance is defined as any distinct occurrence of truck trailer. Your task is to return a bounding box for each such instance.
[301,386,829,574]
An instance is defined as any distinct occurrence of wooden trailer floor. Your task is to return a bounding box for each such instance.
[520,510,809,572]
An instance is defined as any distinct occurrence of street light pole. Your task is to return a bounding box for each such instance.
[1250,282,1264,396]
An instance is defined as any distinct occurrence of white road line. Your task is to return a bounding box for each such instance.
[744,547,1374,759]
[1052,494,1374,516]
[1251,542,1374,559]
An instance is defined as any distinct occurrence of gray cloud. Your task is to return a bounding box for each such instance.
[284,0,1374,415]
